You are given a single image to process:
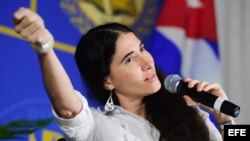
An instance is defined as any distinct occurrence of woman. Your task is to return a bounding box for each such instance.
[13,7,233,141]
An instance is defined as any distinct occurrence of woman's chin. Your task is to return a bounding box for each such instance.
[147,82,162,95]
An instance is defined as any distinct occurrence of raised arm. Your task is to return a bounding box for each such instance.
[13,7,82,119]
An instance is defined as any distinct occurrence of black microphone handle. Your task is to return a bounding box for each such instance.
[177,81,240,117]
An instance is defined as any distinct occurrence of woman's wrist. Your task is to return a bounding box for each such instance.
[219,119,236,130]
[210,108,234,124]
[31,40,54,54]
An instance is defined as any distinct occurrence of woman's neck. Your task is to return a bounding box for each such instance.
[117,95,146,118]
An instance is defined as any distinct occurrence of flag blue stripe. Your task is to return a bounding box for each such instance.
[205,39,220,59]
[147,29,182,75]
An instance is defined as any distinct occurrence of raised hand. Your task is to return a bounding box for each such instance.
[183,77,233,125]
[13,7,54,53]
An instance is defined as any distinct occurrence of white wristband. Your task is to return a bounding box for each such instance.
[31,40,54,54]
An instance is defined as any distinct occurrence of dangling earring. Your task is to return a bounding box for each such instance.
[105,90,114,111]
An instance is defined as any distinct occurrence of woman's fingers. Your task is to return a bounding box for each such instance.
[184,77,216,92]
[203,82,220,91]
[183,95,200,107]
[13,7,54,50]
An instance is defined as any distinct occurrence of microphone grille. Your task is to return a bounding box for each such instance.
[164,74,182,93]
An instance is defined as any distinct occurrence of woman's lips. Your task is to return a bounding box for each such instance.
[145,73,156,82]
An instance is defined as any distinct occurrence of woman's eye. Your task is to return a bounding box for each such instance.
[140,47,145,52]
[126,57,133,63]
[140,43,145,52]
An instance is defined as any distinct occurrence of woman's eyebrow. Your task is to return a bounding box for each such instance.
[120,42,143,63]
[120,51,134,63]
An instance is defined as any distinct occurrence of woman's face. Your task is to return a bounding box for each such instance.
[105,32,161,99]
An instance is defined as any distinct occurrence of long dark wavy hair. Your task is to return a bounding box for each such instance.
[75,23,210,141]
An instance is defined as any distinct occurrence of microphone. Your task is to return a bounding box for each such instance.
[164,74,240,117]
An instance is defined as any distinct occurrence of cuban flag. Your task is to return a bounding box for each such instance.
[148,0,221,84]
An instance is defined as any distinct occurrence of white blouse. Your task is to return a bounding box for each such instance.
[52,91,223,141]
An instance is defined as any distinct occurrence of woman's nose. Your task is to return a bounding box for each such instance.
[140,56,153,71]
